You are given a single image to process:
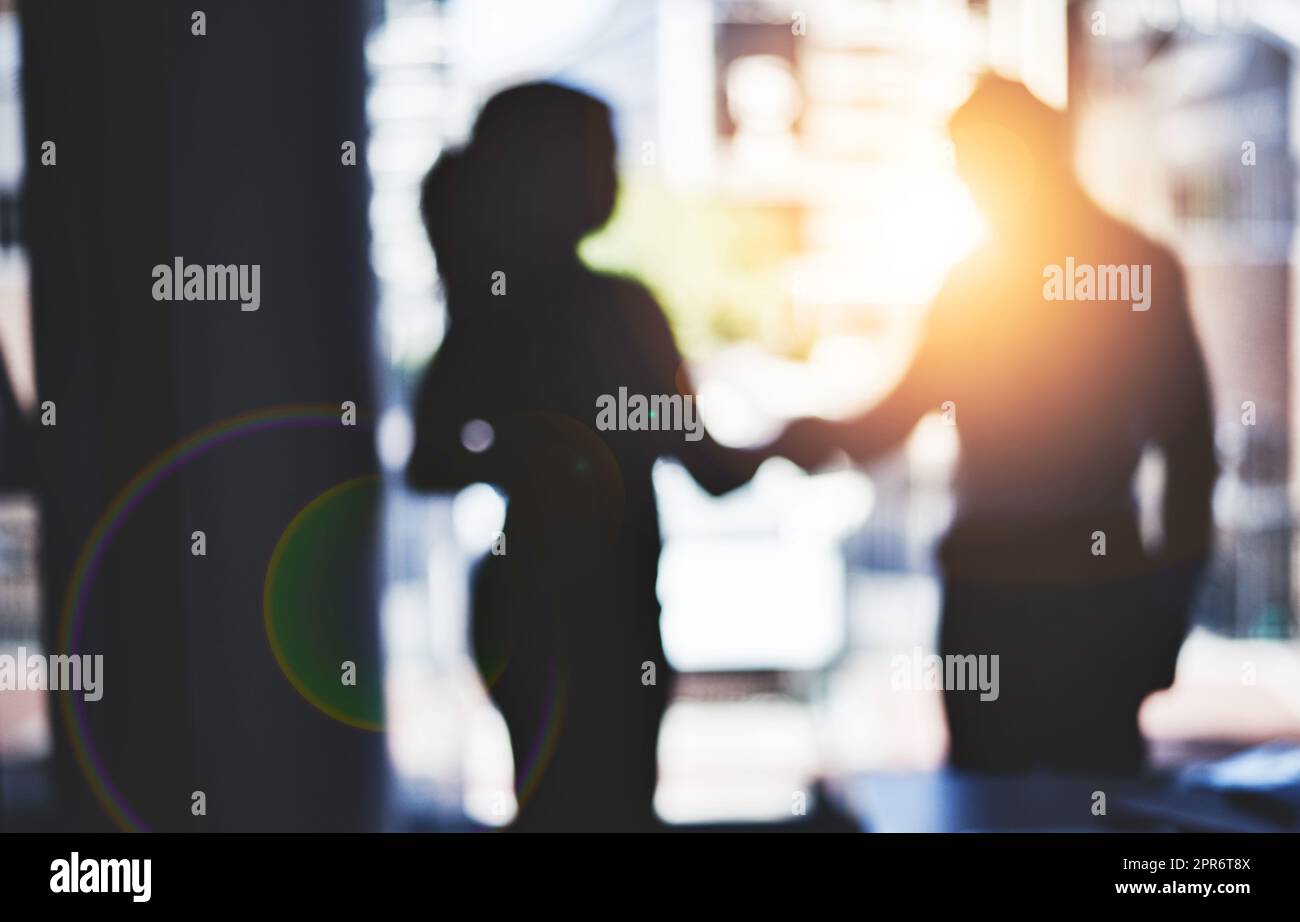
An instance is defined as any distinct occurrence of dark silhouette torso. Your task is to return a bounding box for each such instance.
[410,264,688,829]
[819,196,1216,772]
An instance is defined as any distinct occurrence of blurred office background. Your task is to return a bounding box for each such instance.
[366,0,1300,827]
[3,0,1300,831]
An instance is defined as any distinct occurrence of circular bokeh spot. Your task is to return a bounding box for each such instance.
[264,475,384,731]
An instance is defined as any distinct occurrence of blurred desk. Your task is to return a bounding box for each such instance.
[839,771,1290,833]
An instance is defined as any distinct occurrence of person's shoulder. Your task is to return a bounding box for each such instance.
[590,271,672,329]
[587,272,685,368]
[593,271,661,310]
[1149,239,1185,286]
[942,249,992,293]
[1120,225,1188,313]
[1096,210,1182,278]
[926,248,994,325]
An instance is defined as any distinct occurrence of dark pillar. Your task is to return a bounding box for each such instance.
[22,0,383,832]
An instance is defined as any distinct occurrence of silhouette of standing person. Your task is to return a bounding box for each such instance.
[781,76,1217,772]
[407,83,770,829]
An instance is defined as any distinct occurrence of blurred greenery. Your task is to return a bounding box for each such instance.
[580,177,803,359]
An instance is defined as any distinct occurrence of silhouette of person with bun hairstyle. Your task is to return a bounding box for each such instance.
[408,83,772,830]
[780,76,1218,773]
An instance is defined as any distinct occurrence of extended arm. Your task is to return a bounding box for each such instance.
[778,312,950,469]
[632,286,769,496]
